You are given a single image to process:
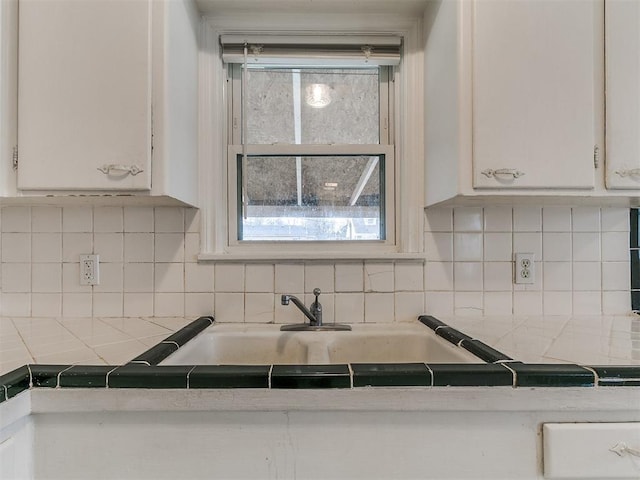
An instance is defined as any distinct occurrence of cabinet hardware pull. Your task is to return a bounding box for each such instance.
[610,442,640,458]
[97,164,144,176]
[481,168,526,179]
[615,168,640,178]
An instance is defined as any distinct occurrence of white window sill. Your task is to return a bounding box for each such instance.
[197,252,426,263]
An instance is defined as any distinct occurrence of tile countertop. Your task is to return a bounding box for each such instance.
[0,316,194,376]
[442,314,640,366]
[1,314,639,376]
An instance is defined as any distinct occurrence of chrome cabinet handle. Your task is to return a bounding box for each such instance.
[615,168,640,178]
[481,168,526,179]
[610,442,640,458]
[97,164,144,176]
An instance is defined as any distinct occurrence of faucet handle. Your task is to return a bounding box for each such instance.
[313,288,321,298]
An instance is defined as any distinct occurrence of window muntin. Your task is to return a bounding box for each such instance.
[228,63,394,245]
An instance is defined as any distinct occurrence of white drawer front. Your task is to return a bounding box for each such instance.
[543,423,640,479]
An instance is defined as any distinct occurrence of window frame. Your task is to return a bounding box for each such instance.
[198,13,425,261]
[227,145,395,249]
[227,63,395,249]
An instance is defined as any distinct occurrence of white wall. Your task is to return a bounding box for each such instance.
[0,205,631,319]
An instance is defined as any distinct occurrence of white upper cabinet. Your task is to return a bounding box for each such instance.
[18,0,152,191]
[14,0,199,206]
[605,0,640,190]
[424,0,610,206]
[472,0,598,190]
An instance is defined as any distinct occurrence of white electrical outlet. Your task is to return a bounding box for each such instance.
[80,254,99,285]
[514,252,535,284]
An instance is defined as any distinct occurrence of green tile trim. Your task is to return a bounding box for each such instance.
[59,366,117,388]
[271,364,351,389]
[435,327,473,346]
[189,365,270,388]
[429,364,514,387]
[418,315,448,331]
[352,363,432,387]
[108,365,193,389]
[459,339,513,363]
[588,366,640,387]
[506,363,595,387]
[30,365,72,388]
[165,316,214,347]
[1,365,30,399]
[129,342,179,366]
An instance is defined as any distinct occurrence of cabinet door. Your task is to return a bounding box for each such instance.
[472,0,599,189]
[606,0,640,190]
[17,0,151,190]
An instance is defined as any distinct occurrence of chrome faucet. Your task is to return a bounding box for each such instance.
[281,288,323,326]
[280,287,351,331]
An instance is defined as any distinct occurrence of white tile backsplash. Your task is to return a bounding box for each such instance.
[94,233,123,263]
[124,207,154,232]
[542,207,571,232]
[62,233,92,262]
[94,207,123,233]
[245,264,274,293]
[0,205,632,318]
[215,263,245,293]
[453,207,483,232]
[572,232,600,262]
[364,262,394,292]
[62,207,93,232]
[394,263,424,292]
[572,207,600,232]
[32,233,62,263]
[334,263,363,292]
[31,263,62,293]
[454,233,483,261]
[364,292,394,322]
[154,208,184,233]
[542,232,571,261]
[32,207,62,232]
[542,262,572,291]
[304,264,334,293]
[483,206,512,232]
[1,206,30,232]
[513,206,542,232]
[155,233,185,263]
[602,232,630,261]
[424,232,453,261]
[2,233,31,262]
[484,232,512,261]
[275,264,304,293]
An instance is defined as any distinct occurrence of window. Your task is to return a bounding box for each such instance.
[223,36,399,246]
[200,16,425,260]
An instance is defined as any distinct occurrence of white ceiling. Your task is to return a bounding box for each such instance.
[195,0,430,16]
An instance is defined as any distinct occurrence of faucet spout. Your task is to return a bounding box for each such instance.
[280,287,350,331]
[280,294,319,326]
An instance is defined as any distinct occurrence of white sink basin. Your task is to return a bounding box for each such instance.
[159,322,483,365]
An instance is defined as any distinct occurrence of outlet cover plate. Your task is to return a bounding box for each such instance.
[514,252,535,284]
[80,254,99,285]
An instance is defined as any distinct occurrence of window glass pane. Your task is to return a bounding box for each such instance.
[245,68,380,144]
[239,154,384,241]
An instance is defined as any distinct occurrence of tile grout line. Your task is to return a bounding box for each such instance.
[500,362,517,388]
[186,365,196,388]
[424,363,434,387]
[581,366,600,386]
[105,365,120,388]
[55,365,75,388]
